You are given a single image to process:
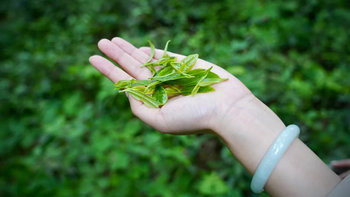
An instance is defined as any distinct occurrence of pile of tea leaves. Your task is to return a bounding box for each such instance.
[114,41,228,108]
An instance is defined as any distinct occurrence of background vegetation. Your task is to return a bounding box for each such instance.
[1,0,349,196]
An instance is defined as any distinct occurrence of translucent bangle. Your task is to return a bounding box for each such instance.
[250,124,300,193]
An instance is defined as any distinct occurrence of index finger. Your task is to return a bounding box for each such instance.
[89,55,132,83]
[98,39,152,79]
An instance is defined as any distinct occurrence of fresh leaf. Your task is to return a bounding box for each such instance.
[199,72,228,86]
[180,54,198,72]
[145,81,161,94]
[170,62,193,77]
[181,85,215,95]
[142,41,157,75]
[146,40,155,63]
[152,66,193,82]
[114,79,150,90]
[165,69,208,86]
[164,86,181,96]
[180,85,196,95]
[198,86,215,93]
[153,72,192,82]
[163,40,171,56]
[152,85,168,105]
[145,64,157,75]
[191,67,212,96]
[155,65,174,77]
[121,87,159,108]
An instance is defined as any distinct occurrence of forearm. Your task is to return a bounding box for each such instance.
[212,95,340,196]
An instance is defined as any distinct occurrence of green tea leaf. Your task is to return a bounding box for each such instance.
[144,55,176,69]
[170,62,193,77]
[169,69,227,87]
[147,40,155,63]
[142,41,157,75]
[114,79,150,90]
[152,66,193,82]
[191,67,212,96]
[121,87,159,108]
[114,80,131,90]
[155,66,174,77]
[181,85,215,95]
[199,72,228,86]
[152,85,168,105]
[153,72,192,82]
[145,65,157,75]
[165,69,208,86]
[180,54,198,72]
[198,86,215,93]
[163,40,171,56]
[180,85,196,95]
[162,56,177,65]
[145,81,161,94]
[164,86,181,96]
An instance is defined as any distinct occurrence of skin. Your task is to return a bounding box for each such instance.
[331,159,350,179]
[89,37,341,196]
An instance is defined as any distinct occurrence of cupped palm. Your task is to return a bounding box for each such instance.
[89,38,252,134]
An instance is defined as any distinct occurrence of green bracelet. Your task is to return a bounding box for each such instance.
[250,124,300,193]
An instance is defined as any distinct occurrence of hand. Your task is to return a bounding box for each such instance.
[89,37,253,134]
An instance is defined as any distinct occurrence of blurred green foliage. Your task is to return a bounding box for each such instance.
[1,0,349,196]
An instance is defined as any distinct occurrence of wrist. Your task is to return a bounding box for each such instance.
[211,94,285,140]
[209,94,341,196]
[210,95,286,173]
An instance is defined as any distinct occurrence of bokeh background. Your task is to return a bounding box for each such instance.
[1,0,349,196]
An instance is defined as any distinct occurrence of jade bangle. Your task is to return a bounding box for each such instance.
[250,124,300,193]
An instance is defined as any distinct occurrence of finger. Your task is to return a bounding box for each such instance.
[111,37,150,64]
[98,39,152,79]
[339,170,350,179]
[90,55,161,124]
[89,55,132,83]
[139,47,222,72]
[139,47,185,61]
[331,159,350,168]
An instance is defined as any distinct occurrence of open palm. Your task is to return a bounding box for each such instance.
[89,38,252,134]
